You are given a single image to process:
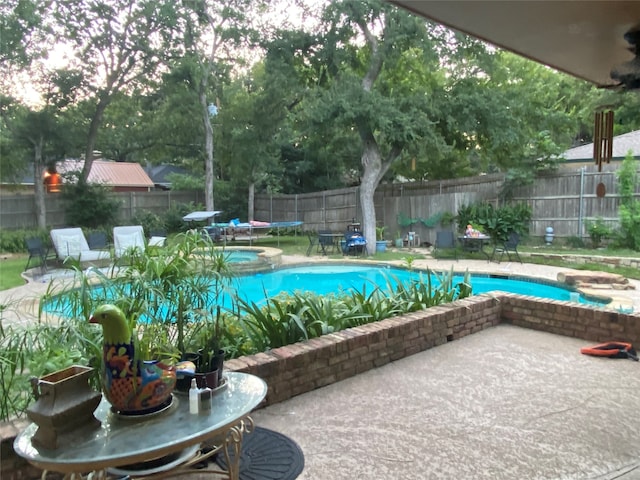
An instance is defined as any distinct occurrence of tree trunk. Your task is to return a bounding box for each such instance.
[247,182,255,222]
[33,139,47,229]
[81,96,109,184]
[199,89,215,212]
[359,137,382,255]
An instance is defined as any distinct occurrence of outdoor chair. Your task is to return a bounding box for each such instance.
[113,225,146,258]
[24,237,56,272]
[87,231,109,250]
[306,232,318,256]
[148,229,167,247]
[433,230,458,260]
[491,232,522,263]
[50,228,112,263]
[342,231,367,256]
[317,230,336,255]
[201,226,222,243]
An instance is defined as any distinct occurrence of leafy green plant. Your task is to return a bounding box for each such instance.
[457,202,531,243]
[61,182,120,229]
[163,202,201,234]
[565,236,585,248]
[131,210,165,236]
[41,231,234,364]
[376,226,387,241]
[617,151,640,251]
[586,217,612,248]
[1,297,102,421]
[439,211,456,227]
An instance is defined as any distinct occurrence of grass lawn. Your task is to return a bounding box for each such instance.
[1,234,638,293]
[0,254,28,291]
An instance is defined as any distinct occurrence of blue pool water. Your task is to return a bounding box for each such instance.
[223,250,260,263]
[222,264,604,307]
[43,264,606,317]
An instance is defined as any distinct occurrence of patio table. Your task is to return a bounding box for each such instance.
[458,234,492,260]
[14,372,267,480]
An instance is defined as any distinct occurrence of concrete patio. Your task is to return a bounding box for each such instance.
[252,323,640,479]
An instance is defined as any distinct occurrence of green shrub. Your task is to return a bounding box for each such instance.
[163,202,201,233]
[617,151,640,251]
[131,210,165,235]
[586,217,612,249]
[0,229,50,253]
[457,202,532,242]
[61,183,120,229]
[565,236,585,248]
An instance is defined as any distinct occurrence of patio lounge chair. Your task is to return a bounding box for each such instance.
[113,225,146,258]
[50,228,111,263]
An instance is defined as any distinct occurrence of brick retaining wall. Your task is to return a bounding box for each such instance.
[3,294,639,479]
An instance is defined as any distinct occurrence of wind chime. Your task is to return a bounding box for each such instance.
[593,110,614,173]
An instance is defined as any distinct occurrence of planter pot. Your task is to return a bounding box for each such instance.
[26,365,102,450]
[395,238,404,248]
[176,350,225,392]
[376,240,387,253]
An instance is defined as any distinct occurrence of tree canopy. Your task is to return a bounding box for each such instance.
[3,0,639,233]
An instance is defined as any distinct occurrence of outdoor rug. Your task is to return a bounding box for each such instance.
[215,426,305,480]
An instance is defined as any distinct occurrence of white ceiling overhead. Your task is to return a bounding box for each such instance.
[391,1,640,88]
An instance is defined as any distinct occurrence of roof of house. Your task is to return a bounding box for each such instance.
[563,129,640,161]
[144,164,189,188]
[58,160,155,188]
[12,159,155,188]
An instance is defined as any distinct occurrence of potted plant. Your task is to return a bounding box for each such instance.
[47,230,235,393]
[395,230,404,248]
[375,226,387,253]
[193,306,226,388]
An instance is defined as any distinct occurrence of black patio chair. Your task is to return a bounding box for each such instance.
[317,230,336,255]
[433,230,457,260]
[87,231,109,250]
[24,237,56,272]
[149,229,168,247]
[491,232,522,263]
[306,232,318,256]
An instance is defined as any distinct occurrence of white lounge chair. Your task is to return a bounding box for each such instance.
[50,228,111,263]
[113,225,146,258]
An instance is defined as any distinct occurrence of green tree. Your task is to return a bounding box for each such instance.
[216,65,288,219]
[617,151,640,250]
[296,0,442,253]
[177,0,265,212]
[0,0,51,67]
[0,70,81,227]
[52,0,182,184]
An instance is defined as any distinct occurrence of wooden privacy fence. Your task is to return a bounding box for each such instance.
[2,164,638,243]
[0,191,203,230]
[254,164,640,244]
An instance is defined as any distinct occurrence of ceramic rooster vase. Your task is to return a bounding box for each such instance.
[90,304,176,415]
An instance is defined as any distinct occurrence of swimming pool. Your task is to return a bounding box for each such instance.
[42,263,606,318]
[222,249,261,263]
[222,264,605,307]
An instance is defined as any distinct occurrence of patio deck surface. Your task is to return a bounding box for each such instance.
[251,324,640,480]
